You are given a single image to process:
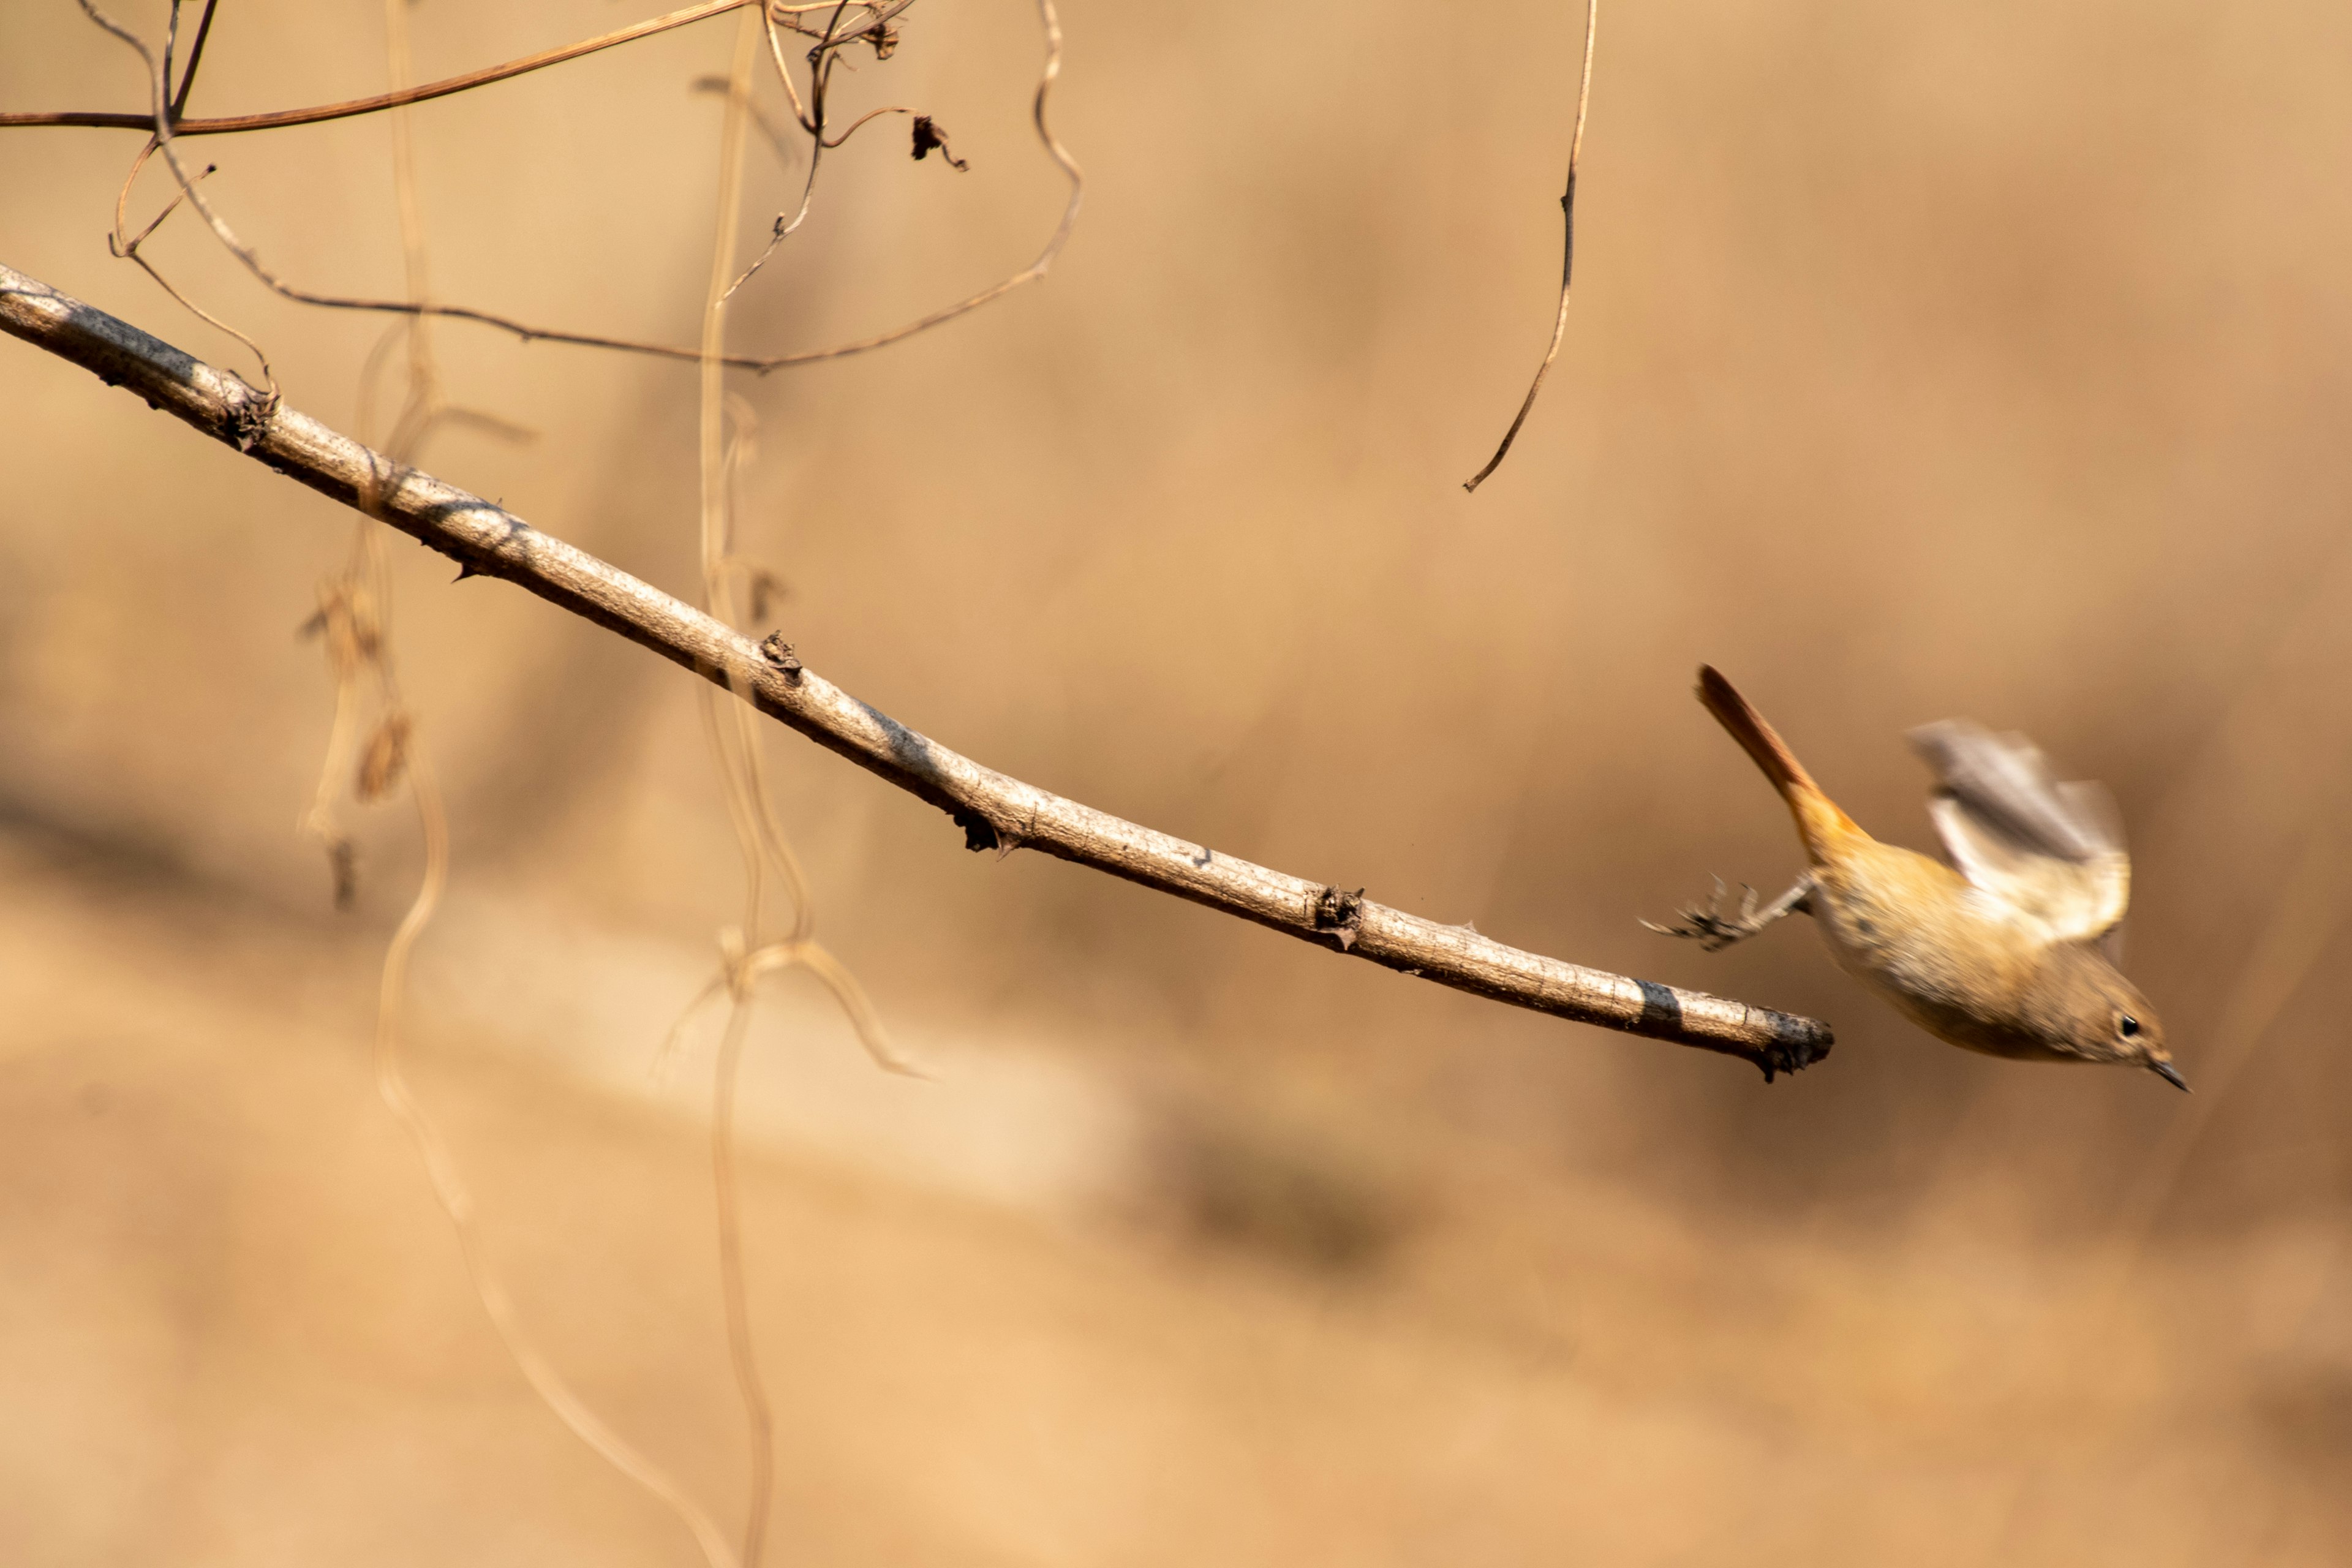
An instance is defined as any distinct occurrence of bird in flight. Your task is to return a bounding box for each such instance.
[1651,666,2185,1090]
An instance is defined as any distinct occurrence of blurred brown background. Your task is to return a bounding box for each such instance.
[5,0,2352,1561]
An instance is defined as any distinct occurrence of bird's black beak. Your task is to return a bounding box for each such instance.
[2149,1059,2190,1093]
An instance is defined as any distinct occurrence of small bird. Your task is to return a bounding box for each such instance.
[1652,666,2185,1090]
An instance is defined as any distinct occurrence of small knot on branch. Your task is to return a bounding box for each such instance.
[1755,1016,1834,1083]
[224,384,277,453]
[951,807,1000,853]
[1313,886,1366,951]
[758,631,804,687]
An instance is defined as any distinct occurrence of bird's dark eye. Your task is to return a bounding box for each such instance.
[2119,1015,2141,1038]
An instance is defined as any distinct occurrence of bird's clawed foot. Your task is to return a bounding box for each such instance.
[1643,874,1812,952]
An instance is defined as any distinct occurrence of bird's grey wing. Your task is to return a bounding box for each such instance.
[1910,720,2130,954]
[1909,721,2117,859]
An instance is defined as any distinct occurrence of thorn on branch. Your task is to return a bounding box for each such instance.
[952,807,1000,853]
[1313,886,1366,951]
[911,115,967,172]
[758,631,805,687]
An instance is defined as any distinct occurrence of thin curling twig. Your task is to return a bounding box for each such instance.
[718,0,854,304]
[3,0,764,134]
[54,0,1074,374]
[1463,0,1597,494]
[761,0,1084,367]
[0,263,1832,1080]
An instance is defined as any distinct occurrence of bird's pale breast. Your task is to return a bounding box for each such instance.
[1809,832,2070,1060]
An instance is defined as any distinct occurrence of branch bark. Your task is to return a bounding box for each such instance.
[0,261,1833,1079]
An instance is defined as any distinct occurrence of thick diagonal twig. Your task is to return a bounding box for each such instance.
[0,262,1832,1079]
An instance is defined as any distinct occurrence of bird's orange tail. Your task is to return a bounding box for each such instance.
[1697,666,1855,859]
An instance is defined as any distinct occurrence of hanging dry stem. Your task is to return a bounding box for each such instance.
[1463,0,1599,494]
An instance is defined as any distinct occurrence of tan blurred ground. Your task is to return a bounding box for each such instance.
[4,0,2352,1562]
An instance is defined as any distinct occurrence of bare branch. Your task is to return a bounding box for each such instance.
[0,263,1833,1080]
[1463,0,1598,494]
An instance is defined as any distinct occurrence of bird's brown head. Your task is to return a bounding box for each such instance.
[2037,948,2183,1089]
